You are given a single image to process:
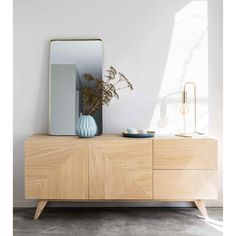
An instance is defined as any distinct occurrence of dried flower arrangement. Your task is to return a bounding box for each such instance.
[80,66,133,115]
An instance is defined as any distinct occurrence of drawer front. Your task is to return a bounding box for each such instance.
[154,170,218,200]
[154,139,217,169]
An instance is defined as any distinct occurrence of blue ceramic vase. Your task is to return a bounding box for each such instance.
[76,115,98,138]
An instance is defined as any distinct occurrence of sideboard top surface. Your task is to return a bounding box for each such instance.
[26,134,217,142]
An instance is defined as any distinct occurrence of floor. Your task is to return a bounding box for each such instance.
[13,207,223,236]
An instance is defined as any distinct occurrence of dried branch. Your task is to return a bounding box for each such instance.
[80,66,133,115]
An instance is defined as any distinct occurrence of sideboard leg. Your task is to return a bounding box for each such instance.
[34,200,48,220]
[194,200,208,219]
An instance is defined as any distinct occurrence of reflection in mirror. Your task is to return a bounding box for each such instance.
[49,39,103,135]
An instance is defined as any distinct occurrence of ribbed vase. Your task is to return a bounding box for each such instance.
[76,115,98,138]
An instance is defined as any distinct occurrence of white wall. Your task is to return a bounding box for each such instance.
[14,0,222,207]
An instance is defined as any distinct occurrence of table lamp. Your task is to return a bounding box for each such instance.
[157,82,204,137]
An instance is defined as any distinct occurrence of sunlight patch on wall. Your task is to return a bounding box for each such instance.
[149,1,208,135]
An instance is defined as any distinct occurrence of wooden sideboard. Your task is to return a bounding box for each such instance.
[25,134,218,220]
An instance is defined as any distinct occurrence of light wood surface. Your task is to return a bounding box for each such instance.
[34,200,48,220]
[27,134,216,141]
[154,139,217,170]
[89,140,153,199]
[25,138,89,199]
[153,170,217,200]
[27,134,149,141]
[194,200,208,219]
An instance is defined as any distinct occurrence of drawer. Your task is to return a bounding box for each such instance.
[153,170,218,200]
[154,139,217,169]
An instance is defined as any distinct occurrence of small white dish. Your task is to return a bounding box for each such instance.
[127,128,137,134]
[138,128,147,134]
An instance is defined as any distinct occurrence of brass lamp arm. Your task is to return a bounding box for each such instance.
[183,82,197,132]
[160,91,183,118]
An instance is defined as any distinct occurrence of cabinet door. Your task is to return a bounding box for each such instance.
[89,140,152,199]
[25,137,88,199]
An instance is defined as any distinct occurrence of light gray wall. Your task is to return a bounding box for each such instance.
[13,0,222,207]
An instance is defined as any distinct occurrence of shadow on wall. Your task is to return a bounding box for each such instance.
[34,40,50,133]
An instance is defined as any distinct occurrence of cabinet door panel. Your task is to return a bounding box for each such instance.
[25,138,88,199]
[154,170,218,200]
[89,140,153,199]
[154,139,217,169]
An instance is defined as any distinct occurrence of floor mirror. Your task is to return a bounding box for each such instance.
[49,39,103,135]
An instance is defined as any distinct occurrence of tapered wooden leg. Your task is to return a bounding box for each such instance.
[194,200,208,219]
[34,200,48,220]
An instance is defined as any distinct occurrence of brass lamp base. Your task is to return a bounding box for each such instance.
[175,131,205,138]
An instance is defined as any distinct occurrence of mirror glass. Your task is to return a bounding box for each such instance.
[49,39,103,135]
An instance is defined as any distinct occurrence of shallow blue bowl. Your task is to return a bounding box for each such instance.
[122,131,155,138]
